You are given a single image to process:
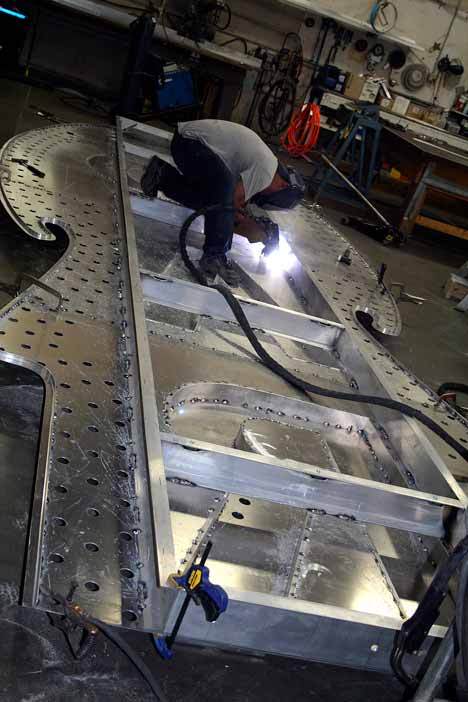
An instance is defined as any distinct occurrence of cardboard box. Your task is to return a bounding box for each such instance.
[445,273,468,302]
[423,107,445,127]
[344,75,379,103]
[393,96,410,115]
[406,103,425,120]
[344,74,366,100]
[360,79,380,103]
[378,97,394,111]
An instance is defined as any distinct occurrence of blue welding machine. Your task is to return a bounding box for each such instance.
[158,63,196,111]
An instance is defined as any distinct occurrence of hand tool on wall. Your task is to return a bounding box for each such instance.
[326,26,354,65]
[310,17,338,83]
[369,0,398,34]
[367,43,385,72]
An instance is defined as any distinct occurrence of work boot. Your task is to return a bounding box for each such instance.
[199,254,241,287]
[141,156,166,197]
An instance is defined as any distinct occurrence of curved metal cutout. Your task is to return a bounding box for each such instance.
[0,352,54,606]
[0,123,172,630]
[38,217,71,243]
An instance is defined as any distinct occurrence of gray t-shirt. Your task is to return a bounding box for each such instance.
[178,120,278,201]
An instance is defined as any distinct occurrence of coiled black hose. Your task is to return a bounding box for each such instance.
[179,204,468,463]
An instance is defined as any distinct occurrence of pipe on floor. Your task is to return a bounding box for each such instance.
[411,626,455,702]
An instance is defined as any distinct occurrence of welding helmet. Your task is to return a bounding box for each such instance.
[252,163,305,210]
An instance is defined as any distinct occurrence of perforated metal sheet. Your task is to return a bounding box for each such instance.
[122,118,403,337]
[1,120,468,672]
[0,124,170,629]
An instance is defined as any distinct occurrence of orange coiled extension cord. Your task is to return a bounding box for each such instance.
[281,103,321,157]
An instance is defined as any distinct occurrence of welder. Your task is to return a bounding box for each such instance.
[141,119,305,285]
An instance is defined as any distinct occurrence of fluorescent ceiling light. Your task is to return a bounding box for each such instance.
[0,6,27,19]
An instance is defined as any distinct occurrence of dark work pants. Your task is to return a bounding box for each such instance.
[158,131,236,257]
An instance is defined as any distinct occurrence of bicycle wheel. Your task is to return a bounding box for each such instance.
[258,79,296,136]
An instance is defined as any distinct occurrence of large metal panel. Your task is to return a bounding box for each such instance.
[1,117,467,676]
[0,124,174,631]
[117,118,468,671]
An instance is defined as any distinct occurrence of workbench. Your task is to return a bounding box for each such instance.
[320,91,468,241]
[321,91,468,153]
[382,126,468,241]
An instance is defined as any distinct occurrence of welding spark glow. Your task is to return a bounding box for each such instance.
[263,236,295,274]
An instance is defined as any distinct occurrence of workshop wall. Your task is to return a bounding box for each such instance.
[90,0,468,113]
[218,0,301,50]
[213,0,304,125]
[223,0,468,110]
[300,0,468,108]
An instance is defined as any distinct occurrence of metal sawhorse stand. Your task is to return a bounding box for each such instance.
[313,103,382,201]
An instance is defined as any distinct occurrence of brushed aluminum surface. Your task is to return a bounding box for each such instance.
[0,124,172,630]
[0,119,467,673]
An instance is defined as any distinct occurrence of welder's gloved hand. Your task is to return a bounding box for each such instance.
[199,254,240,287]
[141,156,166,198]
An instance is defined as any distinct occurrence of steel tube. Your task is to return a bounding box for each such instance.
[162,433,460,538]
[412,626,455,702]
[141,272,345,350]
[317,154,392,228]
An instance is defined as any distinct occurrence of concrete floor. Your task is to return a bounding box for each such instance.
[329,211,468,394]
[0,77,467,701]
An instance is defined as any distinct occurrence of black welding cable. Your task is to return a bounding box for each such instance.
[456,559,468,695]
[44,588,168,702]
[88,618,169,702]
[392,534,468,690]
[219,37,249,53]
[179,204,468,464]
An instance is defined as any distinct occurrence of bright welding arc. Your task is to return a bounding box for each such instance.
[179,204,468,464]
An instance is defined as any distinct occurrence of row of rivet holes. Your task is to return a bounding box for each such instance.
[112,194,144,623]
[163,392,356,434]
[43,190,137,620]
[163,392,407,486]
[179,495,223,571]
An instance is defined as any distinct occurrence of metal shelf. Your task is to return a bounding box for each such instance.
[273,0,426,52]
[50,0,261,71]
